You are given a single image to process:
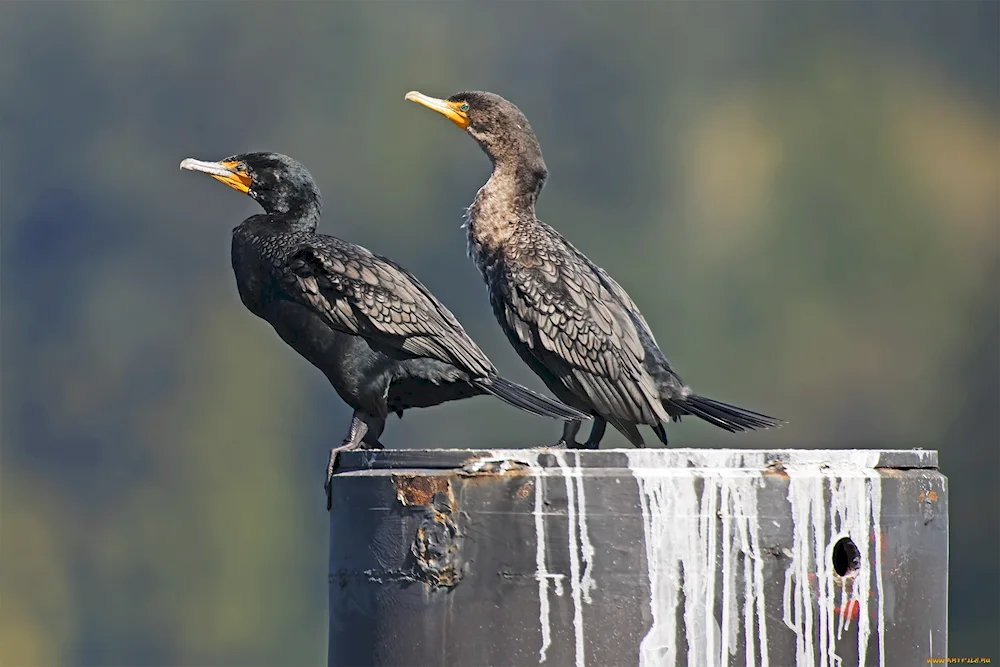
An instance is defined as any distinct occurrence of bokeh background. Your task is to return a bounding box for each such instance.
[2,2,997,665]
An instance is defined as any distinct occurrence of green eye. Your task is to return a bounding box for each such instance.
[459,102,470,112]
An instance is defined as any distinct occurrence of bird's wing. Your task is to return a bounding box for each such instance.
[283,238,495,377]
[583,252,684,383]
[495,224,668,425]
[588,261,658,346]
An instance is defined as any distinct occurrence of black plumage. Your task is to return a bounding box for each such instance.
[180,152,588,504]
[406,90,784,449]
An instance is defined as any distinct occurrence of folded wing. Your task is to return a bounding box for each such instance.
[284,237,496,379]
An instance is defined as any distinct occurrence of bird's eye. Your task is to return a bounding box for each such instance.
[236,162,248,173]
[459,102,470,112]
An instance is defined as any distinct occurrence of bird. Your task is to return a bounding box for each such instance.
[180,152,589,505]
[405,90,784,449]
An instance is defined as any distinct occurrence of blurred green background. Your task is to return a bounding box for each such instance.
[2,2,997,664]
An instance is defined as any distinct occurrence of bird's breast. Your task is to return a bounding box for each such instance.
[230,234,282,317]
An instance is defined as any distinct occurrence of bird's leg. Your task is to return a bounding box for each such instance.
[580,417,607,450]
[549,420,583,449]
[360,415,387,450]
[326,411,379,510]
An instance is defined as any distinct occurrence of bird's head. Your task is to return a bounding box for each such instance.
[405,90,545,171]
[180,151,322,218]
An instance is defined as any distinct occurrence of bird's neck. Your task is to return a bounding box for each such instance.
[267,198,321,233]
[467,157,545,252]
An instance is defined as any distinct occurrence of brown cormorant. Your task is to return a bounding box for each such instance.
[180,152,588,504]
[406,91,784,449]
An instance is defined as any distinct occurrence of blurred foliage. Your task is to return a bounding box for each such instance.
[1,2,997,664]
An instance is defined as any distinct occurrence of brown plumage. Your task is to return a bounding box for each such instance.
[407,90,784,448]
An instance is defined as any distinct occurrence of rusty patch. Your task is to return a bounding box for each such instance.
[919,490,939,503]
[390,474,465,588]
[411,508,464,588]
[764,459,789,477]
[392,474,452,506]
[919,488,941,525]
[516,481,533,499]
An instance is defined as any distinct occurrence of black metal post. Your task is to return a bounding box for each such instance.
[328,448,947,667]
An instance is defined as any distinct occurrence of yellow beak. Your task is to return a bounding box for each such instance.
[405,91,471,130]
[179,158,252,194]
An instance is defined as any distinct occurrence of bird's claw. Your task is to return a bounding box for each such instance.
[325,441,358,510]
[325,441,386,510]
[547,439,590,450]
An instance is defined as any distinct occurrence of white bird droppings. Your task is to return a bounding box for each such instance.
[627,450,771,667]
[554,450,594,667]
[468,448,893,667]
[478,449,594,665]
[782,451,885,667]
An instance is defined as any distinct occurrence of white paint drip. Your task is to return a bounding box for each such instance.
[532,452,552,663]
[574,452,596,604]
[873,471,886,667]
[555,451,590,667]
[477,449,595,666]
[476,451,554,662]
[467,448,893,667]
[783,450,885,667]
[727,472,771,667]
[627,450,770,667]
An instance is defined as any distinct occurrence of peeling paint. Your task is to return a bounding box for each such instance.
[461,456,529,475]
[410,507,463,588]
[392,474,452,506]
[390,474,464,588]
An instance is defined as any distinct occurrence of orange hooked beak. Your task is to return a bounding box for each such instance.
[405,91,471,130]
[180,158,253,194]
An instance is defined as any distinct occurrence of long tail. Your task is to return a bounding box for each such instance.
[664,394,785,432]
[476,376,590,421]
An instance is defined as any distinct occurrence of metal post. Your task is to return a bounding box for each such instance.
[328,449,947,667]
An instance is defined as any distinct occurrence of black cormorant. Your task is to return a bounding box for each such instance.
[406,91,784,449]
[180,152,588,504]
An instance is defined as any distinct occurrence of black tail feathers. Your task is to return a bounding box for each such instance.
[665,394,784,433]
[477,376,589,421]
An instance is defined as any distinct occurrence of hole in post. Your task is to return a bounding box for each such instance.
[832,537,861,577]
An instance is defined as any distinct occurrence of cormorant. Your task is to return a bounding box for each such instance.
[180,152,588,504]
[406,91,784,449]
